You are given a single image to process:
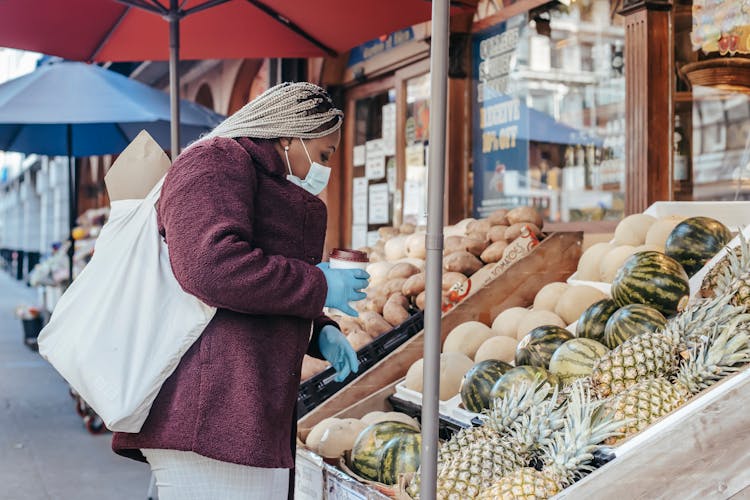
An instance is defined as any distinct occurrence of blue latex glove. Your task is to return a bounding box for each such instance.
[317,263,370,317]
[319,325,360,382]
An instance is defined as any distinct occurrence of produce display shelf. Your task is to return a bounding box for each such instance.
[297,311,425,418]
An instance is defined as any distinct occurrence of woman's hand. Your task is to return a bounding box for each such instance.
[317,263,369,317]
[318,325,359,382]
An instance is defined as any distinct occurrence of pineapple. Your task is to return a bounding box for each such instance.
[591,293,743,399]
[477,382,627,500]
[605,312,750,443]
[700,230,749,300]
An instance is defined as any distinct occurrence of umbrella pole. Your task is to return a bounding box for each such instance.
[169,0,181,159]
[66,125,76,283]
[421,0,449,498]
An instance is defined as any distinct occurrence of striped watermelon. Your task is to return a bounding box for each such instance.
[489,365,559,401]
[577,299,619,343]
[460,360,513,413]
[603,303,666,348]
[612,251,690,317]
[350,421,419,481]
[665,216,732,276]
[378,433,422,485]
[515,325,574,369]
[548,338,609,384]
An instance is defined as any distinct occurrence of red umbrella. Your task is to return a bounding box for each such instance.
[0,0,475,154]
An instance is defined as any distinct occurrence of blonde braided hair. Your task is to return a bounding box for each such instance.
[191,82,343,148]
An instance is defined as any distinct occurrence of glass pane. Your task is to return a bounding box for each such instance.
[471,2,626,223]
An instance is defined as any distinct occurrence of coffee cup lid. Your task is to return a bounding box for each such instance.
[329,248,369,263]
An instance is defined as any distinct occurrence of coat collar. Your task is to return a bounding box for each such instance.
[235,137,287,178]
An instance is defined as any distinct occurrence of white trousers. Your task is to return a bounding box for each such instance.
[142,448,289,500]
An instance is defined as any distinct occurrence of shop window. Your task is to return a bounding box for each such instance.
[471,1,626,226]
[675,0,750,202]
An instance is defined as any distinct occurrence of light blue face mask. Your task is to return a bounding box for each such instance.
[285,138,331,196]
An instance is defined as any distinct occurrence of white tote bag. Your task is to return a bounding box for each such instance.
[38,177,217,432]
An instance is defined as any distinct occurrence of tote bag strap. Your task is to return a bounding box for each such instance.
[144,175,167,203]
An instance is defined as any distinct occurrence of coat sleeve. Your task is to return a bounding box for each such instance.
[308,314,340,359]
[159,139,327,319]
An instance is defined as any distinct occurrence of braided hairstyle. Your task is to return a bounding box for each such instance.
[192,82,343,147]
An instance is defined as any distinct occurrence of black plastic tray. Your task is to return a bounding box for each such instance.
[297,310,424,418]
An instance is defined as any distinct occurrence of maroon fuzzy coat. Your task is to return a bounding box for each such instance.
[112,137,334,468]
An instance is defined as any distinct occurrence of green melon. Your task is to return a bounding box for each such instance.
[576,299,619,343]
[489,365,560,402]
[548,338,609,384]
[612,251,690,317]
[603,303,667,349]
[350,421,419,481]
[665,216,732,276]
[515,325,574,369]
[378,433,421,485]
[460,359,513,413]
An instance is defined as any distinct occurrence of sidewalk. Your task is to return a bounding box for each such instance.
[0,272,151,500]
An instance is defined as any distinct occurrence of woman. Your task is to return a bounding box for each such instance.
[112,82,368,499]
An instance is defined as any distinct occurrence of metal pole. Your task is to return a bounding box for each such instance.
[168,0,181,159]
[66,125,75,283]
[421,0,449,498]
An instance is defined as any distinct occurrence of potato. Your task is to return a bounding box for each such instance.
[416,291,426,310]
[387,262,421,280]
[444,251,484,276]
[488,225,509,242]
[368,252,385,263]
[444,235,465,255]
[480,240,509,263]
[464,236,490,257]
[383,293,410,326]
[488,209,510,226]
[301,355,329,381]
[364,293,388,315]
[366,261,394,286]
[402,272,426,297]
[383,278,408,296]
[378,226,400,241]
[384,235,408,261]
[335,316,364,336]
[405,232,427,260]
[360,311,393,338]
[399,223,416,235]
[506,206,544,229]
[505,222,542,242]
[467,219,491,235]
[442,272,468,291]
[347,329,371,351]
[454,218,476,234]
[397,257,426,271]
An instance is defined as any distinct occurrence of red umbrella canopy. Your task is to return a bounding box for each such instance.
[0,0,474,61]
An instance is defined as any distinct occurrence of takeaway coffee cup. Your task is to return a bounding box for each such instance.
[328,248,369,270]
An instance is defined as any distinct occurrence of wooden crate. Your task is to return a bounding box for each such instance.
[558,366,750,499]
[299,231,583,435]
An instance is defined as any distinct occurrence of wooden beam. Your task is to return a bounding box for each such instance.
[621,0,674,214]
[472,0,549,32]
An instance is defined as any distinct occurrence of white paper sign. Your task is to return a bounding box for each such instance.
[406,143,425,167]
[353,145,366,167]
[403,179,424,218]
[351,224,367,250]
[368,183,390,224]
[382,103,397,156]
[352,177,368,224]
[294,452,324,500]
[387,158,397,194]
[365,139,385,179]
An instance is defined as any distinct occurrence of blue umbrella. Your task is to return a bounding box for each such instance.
[0,60,224,279]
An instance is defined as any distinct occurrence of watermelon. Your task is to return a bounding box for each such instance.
[576,299,619,343]
[378,433,422,485]
[489,365,559,401]
[460,360,513,413]
[665,216,732,276]
[612,251,690,317]
[548,338,609,384]
[350,421,419,481]
[515,325,574,369]
[603,303,667,348]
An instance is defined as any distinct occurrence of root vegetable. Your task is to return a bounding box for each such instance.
[480,240,509,263]
[402,272,426,297]
[383,293,411,326]
[387,262,421,280]
[505,223,542,242]
[444,251,484,276]
[383,278,408,296]
[506,206,543,229]
[488,209,510,226]
[361,311,393,338]
[488,225,509,242]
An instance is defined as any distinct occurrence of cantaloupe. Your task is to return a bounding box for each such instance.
[613,214,657,246]
[474,336,518,364]
[443,321,494,359]
[516,310,567,341]
[360,411,419,429]
[645,215,687,248]
[576,242,615,281]
[491,307,529,338]
[404,353,474,400]
[360,411,386,426]
[533,282,569,312]
[636,243,664,254]
[306,418,341,450]
[555,286,609,325]
[599,245,638,283]
[317,418,368,458]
